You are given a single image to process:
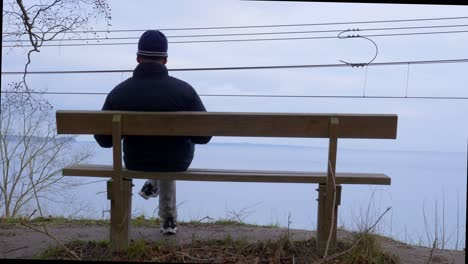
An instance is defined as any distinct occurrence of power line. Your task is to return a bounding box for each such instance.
[3,35,336,47]
[4,24,468,43]
[3,16,468,35]
[4,30,468,47]
[2,90,468,100]
[2,29,344,43]
[2,58,468,75]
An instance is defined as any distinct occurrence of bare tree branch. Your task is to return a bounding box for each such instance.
[4,0,112,96]
[1,93,93,218]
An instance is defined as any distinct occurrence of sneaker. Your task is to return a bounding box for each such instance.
[160,217,177,235]
[138,181,159,200]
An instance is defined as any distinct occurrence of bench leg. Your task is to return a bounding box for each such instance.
[107,179,132,252]
[316,183,342,257]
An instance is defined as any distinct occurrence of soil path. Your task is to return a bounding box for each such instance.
[0,223,464,263]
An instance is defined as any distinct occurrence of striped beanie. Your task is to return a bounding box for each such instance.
[137,30,168,57]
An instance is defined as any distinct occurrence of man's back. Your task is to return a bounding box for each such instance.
[94,62,210,171]
[94,30,209,234]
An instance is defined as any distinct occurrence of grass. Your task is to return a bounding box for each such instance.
[0,216,108,227]
[34,232,399,263]
[0,215,159,227]
[3,215,401,263]
[37,240,112,260]
[340,232,400,264]
[188,218,280,228]
[1,215,279,229]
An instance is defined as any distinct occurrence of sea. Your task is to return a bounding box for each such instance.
[34,141,467,250]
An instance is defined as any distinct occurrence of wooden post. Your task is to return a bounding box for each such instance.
[317,184,342,256]
[109,114,131,252]
[317,117,339,257]
[107,178,132,249]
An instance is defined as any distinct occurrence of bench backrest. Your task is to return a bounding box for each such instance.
[56,110,397,139]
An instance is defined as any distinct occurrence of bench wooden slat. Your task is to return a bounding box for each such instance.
[56,111,397,139]
[63,164,391,185]
[56,109,397,255]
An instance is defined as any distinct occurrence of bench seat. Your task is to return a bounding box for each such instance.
[56,110,397,254]
[63,164,391,185]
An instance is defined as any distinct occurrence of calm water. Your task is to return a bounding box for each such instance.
[43,142,466,249]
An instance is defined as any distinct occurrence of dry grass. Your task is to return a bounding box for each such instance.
[36,232,400,263]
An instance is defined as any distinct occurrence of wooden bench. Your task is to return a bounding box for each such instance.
[56,110,397,256]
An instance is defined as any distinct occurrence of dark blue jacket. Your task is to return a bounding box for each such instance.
[94,62,211,171]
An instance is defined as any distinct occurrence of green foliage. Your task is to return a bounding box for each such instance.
[36,245,65,259]
[127,239,148,259]
[35,231,399,263]
[0,216,110,226]
[187,217,280,228]
[340,232,400,264]
[131,214,161,226]
[23,216,399,263]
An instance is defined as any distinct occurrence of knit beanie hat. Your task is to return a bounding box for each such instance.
[137,30,168,57]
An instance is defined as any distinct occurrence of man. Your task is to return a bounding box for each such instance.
[94,30,211,235]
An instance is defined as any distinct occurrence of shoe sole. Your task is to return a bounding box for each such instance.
[160,227,177,235]
[138,191,159,200]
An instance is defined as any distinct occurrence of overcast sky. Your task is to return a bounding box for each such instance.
[2,0,468,152]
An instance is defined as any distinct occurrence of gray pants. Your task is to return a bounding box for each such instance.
[147,179,177,220]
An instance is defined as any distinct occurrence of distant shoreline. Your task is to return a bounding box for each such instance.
[73,140,466,154]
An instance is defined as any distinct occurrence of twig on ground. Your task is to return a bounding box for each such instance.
[151,251,178,261]
[98,244,112,261]
[66,202,90,219]
[314,206,392,264]
[27,209,37,220]
[455,190,460,250]
[138,231,154,243]
[225,201,263,223]
[423,200,433,247]
[176,251,217,262]
[101,209,110,219]
[322,160,337,259]
[151,251,216,262]
[193,216,215,223]
[442,188,445,250]
[6,245,29,253]
[21,170,81,260]
[21,222,81,260]
[426,238,438,264]
[176,200,186,210]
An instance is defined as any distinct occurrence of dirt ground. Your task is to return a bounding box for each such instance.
[0,222,465,263]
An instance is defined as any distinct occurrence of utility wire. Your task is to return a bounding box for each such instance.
[2,58,468,75]
[4,24,468,43]
[4,16,468,35]
[4,29,468,47]
[1,29,344,42]
[1,35,336,47]
[2,91,468,100]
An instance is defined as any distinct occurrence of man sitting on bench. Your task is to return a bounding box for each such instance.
[94,30,211,235]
